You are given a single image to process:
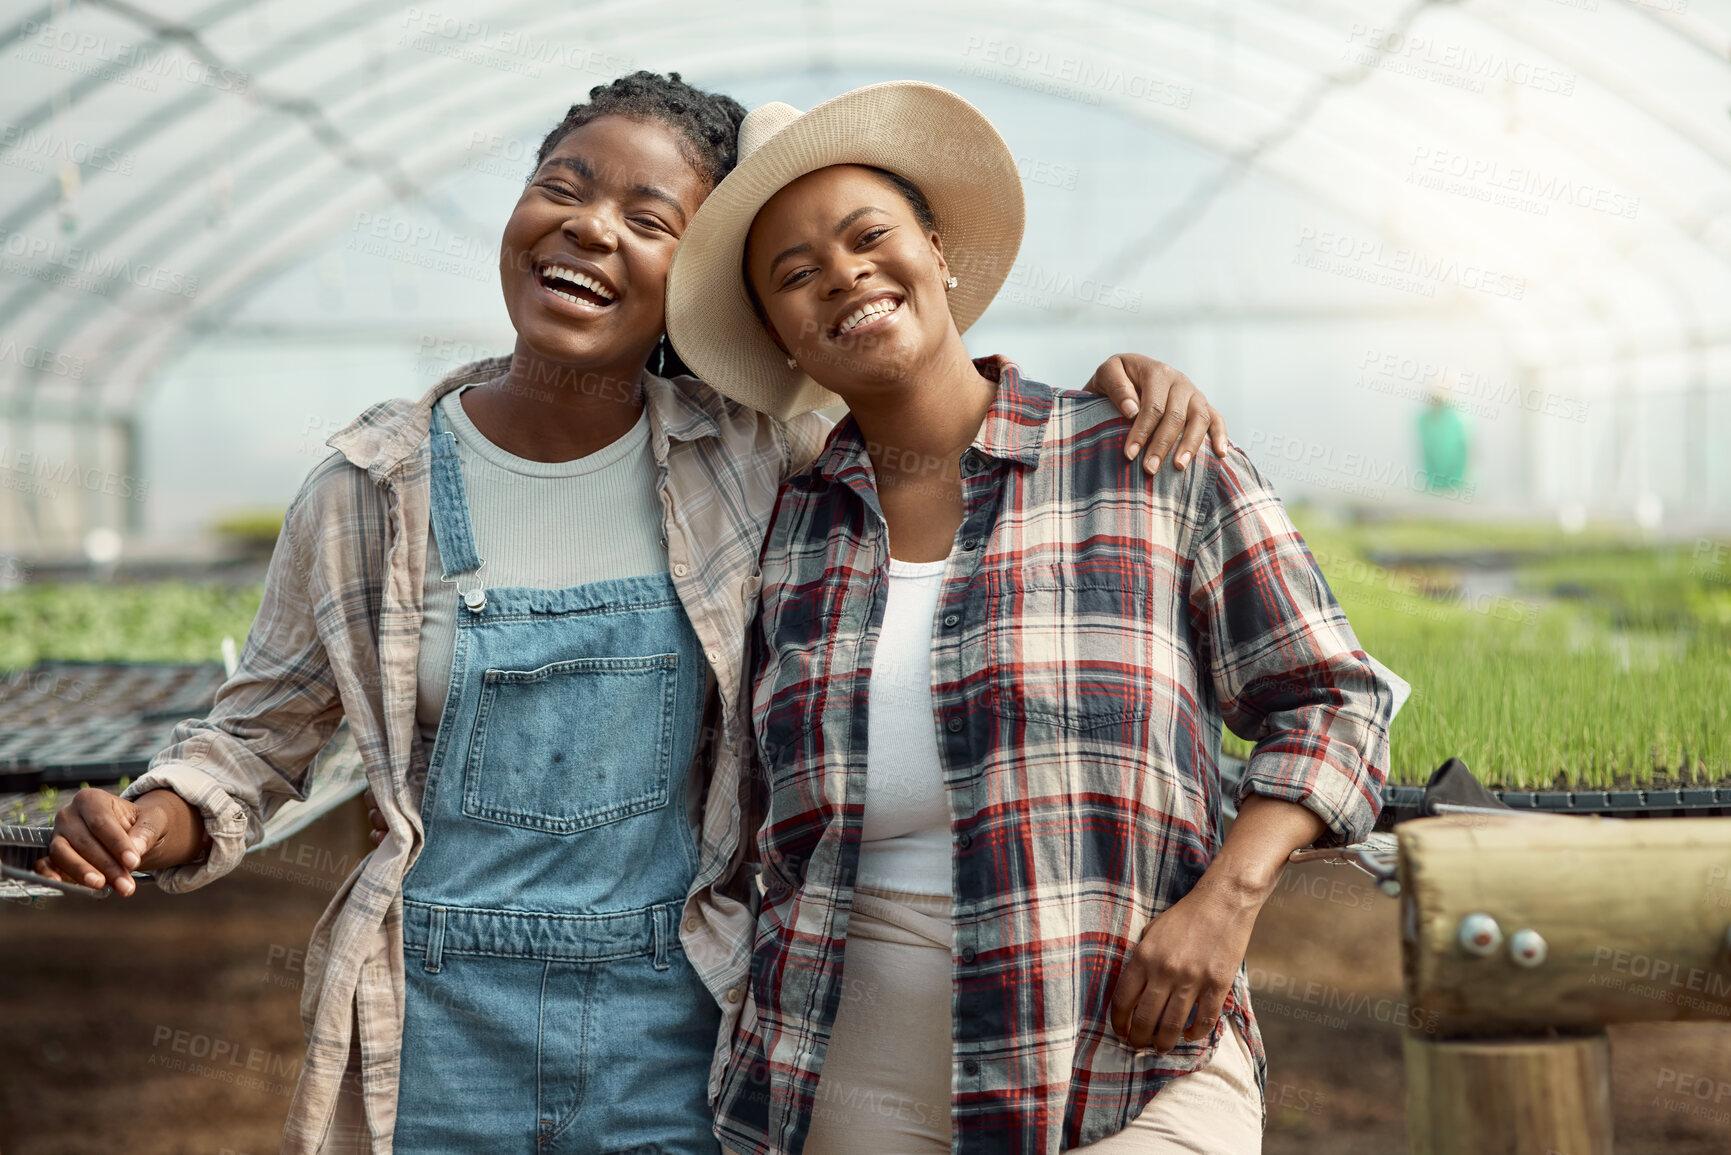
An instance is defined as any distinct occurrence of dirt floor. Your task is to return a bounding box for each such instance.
[3,803,1730,1154]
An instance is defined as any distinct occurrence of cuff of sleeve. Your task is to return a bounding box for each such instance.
[121,763,252,893]
[1236,748,1380,847]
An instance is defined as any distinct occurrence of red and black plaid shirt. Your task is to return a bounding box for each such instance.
[716,359,1403,1154]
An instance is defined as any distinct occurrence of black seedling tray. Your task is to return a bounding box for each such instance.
[0,660,226,790]
[1376,782,1731,826]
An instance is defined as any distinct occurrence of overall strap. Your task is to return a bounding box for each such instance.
[428,401,485,582]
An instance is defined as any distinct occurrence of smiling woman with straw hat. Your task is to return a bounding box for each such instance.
[667,82,1407,1154]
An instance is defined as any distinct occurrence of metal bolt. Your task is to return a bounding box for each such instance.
[1509,928,1547,968]
[1458,912,1503,957]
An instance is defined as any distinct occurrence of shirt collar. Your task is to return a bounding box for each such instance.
[810,355,1050,483]
[970,356,1051,468]
[325,356,721,479]
[641,369,723,446]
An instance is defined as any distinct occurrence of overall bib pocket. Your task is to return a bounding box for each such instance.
[462,653,678,833]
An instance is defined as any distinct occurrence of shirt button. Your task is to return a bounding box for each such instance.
[946,716,964,733]
[682,915,700,934]
[961,539,979,551]
[962,1059,981,1076]
[942,613,959,628]
[961,451,982,475]
[957,832,972,849]
[726,986,743,1004]
[961,947,976,964]
[673,563,689,578]
[706,650,720,664]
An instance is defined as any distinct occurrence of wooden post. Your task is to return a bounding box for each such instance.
[1399,814,1731,1033]
[1397,814,1731,1150]
[1404,1032,1612,1155]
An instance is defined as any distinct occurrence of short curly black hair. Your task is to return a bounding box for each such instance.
[533,70,747,189]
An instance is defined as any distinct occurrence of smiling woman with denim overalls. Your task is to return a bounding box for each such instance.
[38,73,808,1154]
[35,71,1229,1154]
[392,395,718,1150]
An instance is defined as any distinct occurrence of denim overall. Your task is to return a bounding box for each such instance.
[396,406,721,1153]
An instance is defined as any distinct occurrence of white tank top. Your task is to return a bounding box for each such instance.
[859,556,953,896]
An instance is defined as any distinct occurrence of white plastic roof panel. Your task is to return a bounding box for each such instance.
[0,0,1727,425]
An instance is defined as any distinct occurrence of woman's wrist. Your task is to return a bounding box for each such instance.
[1192,856,1282,913]
[134,788,210,868]
[1197,792,1329,910]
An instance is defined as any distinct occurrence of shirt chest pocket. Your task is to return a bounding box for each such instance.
[984,564,1167,731]
[752,574,859,770]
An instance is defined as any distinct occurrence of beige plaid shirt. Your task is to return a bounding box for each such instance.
[125,358,828,1152]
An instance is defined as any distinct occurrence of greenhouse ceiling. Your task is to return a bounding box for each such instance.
[2,0,1730,428]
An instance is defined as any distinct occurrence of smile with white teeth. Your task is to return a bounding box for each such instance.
[539,263,617,305]
[836,297,900,336]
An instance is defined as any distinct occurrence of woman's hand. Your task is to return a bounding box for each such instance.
[1084,354,1230,474]
[1109,876,1259,1053]
[33,787,206,896]
[365,786,387,845]
[1109,793,1327,1053]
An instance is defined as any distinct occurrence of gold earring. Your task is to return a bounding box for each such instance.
[945,276,958,290]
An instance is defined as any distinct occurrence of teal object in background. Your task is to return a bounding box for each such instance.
[1419,395,1469,493]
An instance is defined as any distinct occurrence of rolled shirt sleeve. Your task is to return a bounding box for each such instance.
[1187,447,1408,845]
[122,480,347,892]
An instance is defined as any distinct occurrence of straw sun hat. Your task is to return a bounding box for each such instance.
[664,81,1026,420]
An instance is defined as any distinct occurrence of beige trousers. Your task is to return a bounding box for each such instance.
[783,889,1263,1155]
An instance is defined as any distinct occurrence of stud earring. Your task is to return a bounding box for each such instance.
[786,356,798,369]
[945,276,958,290]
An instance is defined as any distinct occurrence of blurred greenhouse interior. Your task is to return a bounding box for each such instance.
[2,0,1729,557]
[1,1,1729,787]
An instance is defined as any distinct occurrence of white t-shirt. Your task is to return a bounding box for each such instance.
[858,556,953,896]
